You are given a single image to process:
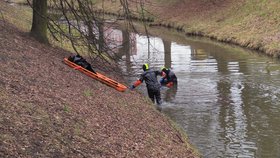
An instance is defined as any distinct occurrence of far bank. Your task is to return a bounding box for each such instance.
[96,0,280,58]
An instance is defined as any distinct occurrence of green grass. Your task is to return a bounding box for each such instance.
[0,1,101,56]
[63,104,71,112]
[0,1,32,31]
[83,89,92,97]
[134,0,280,56]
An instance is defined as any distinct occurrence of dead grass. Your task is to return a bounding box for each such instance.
[95,0,280,57]
[150,0,280,57]
[0,1,32,31]
[0,1,199,157]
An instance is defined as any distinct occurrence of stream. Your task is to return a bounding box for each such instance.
[114,27,280,158]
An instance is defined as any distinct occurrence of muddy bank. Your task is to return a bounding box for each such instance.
[0,12,199,158]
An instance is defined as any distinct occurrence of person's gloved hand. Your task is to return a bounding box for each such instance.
[166,82,173,88]
[160,78,164,84]
[129,85,135,90]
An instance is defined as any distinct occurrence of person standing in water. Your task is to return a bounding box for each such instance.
[130,64,162,105]
[160,67,177,88]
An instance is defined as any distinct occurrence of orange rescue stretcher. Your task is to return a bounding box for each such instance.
[64,58,127,92]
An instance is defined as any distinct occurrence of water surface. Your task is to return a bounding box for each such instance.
[115,28,280,158]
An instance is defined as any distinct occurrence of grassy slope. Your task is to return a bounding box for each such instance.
[0,1,32,31]
[98,0,280,57]
[0,1,199,157]
[156,0,280,56]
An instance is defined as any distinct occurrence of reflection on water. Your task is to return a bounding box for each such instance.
[114,29,280,158]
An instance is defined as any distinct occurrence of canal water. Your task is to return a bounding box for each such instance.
[115,27,280,158]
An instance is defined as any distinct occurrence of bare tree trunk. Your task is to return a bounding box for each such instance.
[163,39,171,68]
[97,20,104,52]
[30,0,48,43]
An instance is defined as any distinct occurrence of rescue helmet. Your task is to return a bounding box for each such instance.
[161,66,169,76]
[161,66,167,71]
[142,63,149,71]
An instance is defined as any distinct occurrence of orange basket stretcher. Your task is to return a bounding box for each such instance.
[64,58,127,92]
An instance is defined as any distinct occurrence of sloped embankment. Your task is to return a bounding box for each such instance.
[0,19,198,157]
[147,0,280,57]
[97,0,280,57]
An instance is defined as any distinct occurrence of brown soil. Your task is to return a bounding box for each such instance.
[0,19,198,157]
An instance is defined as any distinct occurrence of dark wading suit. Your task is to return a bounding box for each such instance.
[132,69,162,105]
[68,55,96,73]
[161,68,177,87]
[140,69,162,104]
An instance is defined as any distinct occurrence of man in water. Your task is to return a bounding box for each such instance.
[130,64,162,105]
[160,67,177,88]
